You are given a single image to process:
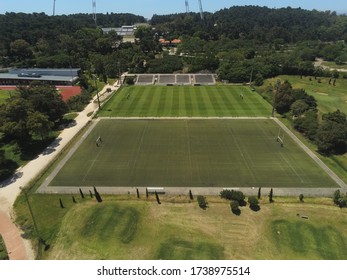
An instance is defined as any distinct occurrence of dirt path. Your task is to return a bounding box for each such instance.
[0,82,119,260]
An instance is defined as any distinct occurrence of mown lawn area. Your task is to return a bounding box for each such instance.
[99,85,272,117]
[266,75,347,116]
[13,194,347,260]
[48,119,338,189]
[0,89,13,105]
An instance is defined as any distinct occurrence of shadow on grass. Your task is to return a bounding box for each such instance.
[231,208,241,216]
[250,205,261,212]
[20,137,61,160]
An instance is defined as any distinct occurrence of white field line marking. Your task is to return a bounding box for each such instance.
[227,128,257,182]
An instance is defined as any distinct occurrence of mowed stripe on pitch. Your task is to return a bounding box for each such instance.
[50,119,339,188]
[100,85,272,117]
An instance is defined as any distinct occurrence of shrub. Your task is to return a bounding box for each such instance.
[197,195,208,210]
[230,200,241,215]
[333,190,347,208]
[248,196,260,211]
[220,190,245,204]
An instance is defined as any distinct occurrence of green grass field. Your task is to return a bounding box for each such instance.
[0,234,9,260]
[16,195,346,260]
[99,85,272,117]
[0,89,12,105]
[321,61,347,71]
[49,119,338,189]
[264,75,347,183]
[266,75,347,116]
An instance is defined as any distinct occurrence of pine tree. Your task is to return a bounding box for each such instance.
[72,196,77,203]
[189,189,193,200]
[136,188,140,199]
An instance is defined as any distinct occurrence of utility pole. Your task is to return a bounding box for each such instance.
[20,187,47,248]
[272,79,281,117]
[118,62,122,85]
[185,0,189,13]
[92,0,97,25]
[198,0,204,20]
[93,75,101,110]
[53,0,56,16]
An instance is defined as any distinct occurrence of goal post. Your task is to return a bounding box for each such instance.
[276,129,285,147]
[95,136,102,146]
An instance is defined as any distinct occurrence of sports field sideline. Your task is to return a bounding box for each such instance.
[43,118,339,190]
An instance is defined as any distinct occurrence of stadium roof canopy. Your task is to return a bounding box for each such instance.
[101,26,135,36]
[0,68,80,85]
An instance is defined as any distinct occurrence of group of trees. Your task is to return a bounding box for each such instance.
[268,80,347,155]
[220,189,260,215]
[1,7,346,180]
[150,6,347,82]
[152,6,347,42]
[0,83,70,179]
[1,7,347,82]
[333,190,347,208]
[0,83,68,147]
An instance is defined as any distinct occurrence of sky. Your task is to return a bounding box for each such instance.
[0,0,346,19]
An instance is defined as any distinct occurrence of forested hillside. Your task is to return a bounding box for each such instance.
[0,6,346,79]
[151,6,347,42]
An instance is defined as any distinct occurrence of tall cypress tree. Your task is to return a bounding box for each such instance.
[269,188,274,203]
[94,186,102,203]
[189,189,194,200]
[79,188,85,199]
[136,188,140,199]
[59,198,64,208]
[155,191,161,205]
[257,187,261,199]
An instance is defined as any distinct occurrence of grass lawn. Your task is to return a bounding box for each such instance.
[14,194,347,260]
[263,75,347,184]
[49,119,338,189]
[99,85,272,117]
[265,75,347,116]
[0,89,13,105]
[321,61,347,71]
[0,234,9,260]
